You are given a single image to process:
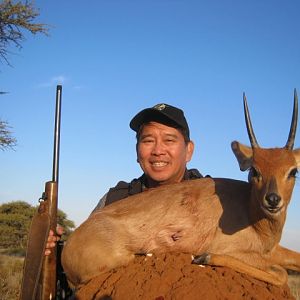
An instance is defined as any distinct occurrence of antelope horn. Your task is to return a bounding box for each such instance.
[285,89,298,150]
[243,93,259,148]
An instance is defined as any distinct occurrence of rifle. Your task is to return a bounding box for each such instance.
[21,85,62,300]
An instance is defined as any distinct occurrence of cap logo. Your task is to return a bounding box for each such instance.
[153,103,166,111]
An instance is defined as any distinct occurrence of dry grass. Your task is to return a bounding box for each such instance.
[0,254,24,300]
[288,274,300,300]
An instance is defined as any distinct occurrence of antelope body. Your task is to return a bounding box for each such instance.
[62,91,300,287]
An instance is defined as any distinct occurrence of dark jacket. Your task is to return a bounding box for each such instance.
[93,168,203,211]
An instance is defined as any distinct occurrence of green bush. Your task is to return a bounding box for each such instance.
[0,201,75,255]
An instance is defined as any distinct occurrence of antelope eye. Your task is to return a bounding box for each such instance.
[249,167,261,180]
[288,168,298,179]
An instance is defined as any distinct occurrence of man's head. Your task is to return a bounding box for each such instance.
[130,103,190,143]
[130,103,194,187]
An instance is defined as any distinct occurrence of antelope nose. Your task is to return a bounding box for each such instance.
[265,193,281,207]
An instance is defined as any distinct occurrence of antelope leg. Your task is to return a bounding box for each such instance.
[192,252,287,286]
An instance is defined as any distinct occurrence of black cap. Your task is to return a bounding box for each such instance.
[130,103,190,140]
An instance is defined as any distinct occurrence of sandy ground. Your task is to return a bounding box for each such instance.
[75,252,294,300]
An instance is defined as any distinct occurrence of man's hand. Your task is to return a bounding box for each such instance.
[45,226,64,256]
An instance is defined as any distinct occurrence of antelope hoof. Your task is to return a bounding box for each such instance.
[192,253,210,265]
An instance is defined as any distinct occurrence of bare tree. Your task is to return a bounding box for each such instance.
[0,0,49,150]
[0,0,48,65]
[0,119,17,150]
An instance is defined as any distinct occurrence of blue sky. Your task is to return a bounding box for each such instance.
[1,0,300,250]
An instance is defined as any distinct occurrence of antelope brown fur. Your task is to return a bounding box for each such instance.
[62,90,300,287]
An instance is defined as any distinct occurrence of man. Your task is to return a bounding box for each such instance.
[46,103,203,252]
[93,102,202,209]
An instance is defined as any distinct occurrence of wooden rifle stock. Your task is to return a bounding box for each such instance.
[20,85,62,300]
[39,181,58,299]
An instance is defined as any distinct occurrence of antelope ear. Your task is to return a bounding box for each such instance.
[293,148,300,168]
[231,141,253,171]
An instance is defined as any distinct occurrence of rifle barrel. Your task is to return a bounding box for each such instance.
[52,85,62,183]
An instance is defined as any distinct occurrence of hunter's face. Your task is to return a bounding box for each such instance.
[137,122,194,187]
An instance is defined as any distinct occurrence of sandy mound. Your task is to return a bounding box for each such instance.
[75,252,294,300]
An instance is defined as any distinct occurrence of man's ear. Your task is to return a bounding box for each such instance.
[136,143,140,163]
[231,141,253,171]
[186,140,194,162]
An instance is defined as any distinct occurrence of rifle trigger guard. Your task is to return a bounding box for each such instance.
[38,193,48,214]
[39,192,47,202]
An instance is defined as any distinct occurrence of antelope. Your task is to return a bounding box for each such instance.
[62,90,300,288]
